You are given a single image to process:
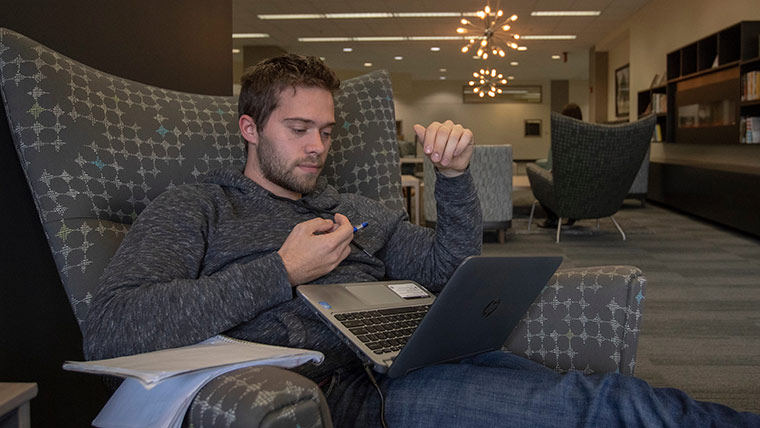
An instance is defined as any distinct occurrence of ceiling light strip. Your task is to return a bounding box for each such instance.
[232,33,270,39]
[299,36,468,42]
[520,35,576,40]
[531,11,601,17]
[258,12,478,20]
[298,35,576,42]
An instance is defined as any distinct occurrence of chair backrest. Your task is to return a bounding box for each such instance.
[423,144,513,226]
[550,113,656,219]
[0,27,402,331]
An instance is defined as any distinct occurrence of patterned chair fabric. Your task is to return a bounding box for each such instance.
[527,113,656,220]
[424,144,513,236]
[503,265,645,375]
[1,27,647,427]
[535,140,649,202]
[0,27,403,428]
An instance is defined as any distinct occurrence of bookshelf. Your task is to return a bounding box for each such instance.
[638,21,760,144]
[644,21,760,237]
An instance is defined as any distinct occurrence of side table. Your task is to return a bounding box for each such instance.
[401,174,421,225]
[0,383,38,428]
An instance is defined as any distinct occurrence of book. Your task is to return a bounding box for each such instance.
[63,335,324,428]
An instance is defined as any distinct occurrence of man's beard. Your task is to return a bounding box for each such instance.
[256,133,323,195]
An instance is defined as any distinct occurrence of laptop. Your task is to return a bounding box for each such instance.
[297,256,562,378]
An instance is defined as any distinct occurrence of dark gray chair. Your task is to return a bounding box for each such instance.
[527,113,656,242]
[1,28,646,427]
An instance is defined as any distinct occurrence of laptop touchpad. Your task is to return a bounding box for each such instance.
[346,285,400,305]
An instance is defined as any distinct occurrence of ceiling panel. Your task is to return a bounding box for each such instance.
[233,0,652,82]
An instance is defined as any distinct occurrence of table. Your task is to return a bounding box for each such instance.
[0,383,38,428]
[401,174,421,225]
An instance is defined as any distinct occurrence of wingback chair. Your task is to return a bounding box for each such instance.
[1,28,646,427]
[526,113,657,242]
[424,144,513,243]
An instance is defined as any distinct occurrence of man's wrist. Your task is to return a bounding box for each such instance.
[436,168,465,178]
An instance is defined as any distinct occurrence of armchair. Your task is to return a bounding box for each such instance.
[526,113,656,242]
[424,144,513,243]
[0,28,645,427]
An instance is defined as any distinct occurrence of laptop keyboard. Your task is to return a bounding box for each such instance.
[335,305,431,354]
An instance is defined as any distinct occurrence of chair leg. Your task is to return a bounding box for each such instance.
[528,200,538,231]
[610,216,626,240]
[556,217,562,243]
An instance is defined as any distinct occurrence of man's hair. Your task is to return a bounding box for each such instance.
[238,54,341,129]
[560,103,583,121]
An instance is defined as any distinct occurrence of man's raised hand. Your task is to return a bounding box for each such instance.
[414,120,474,177]
[277,213,354,285]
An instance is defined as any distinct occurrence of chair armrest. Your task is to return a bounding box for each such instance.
[503,266,646,376]
[185,366,333,428]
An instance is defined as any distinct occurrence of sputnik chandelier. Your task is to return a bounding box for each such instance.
[469,68,508,98]
[458,4,523,59]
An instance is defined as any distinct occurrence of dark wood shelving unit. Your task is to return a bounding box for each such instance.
[645,21,760,237]
[639,21,760,144]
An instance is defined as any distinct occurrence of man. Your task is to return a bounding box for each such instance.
[84,55,757,427]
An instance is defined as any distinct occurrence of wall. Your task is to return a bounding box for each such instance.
[605,33,631,122]
[0,0,232,95]
[598,0,760,122]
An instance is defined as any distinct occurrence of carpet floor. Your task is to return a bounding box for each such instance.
[479,184,760,413]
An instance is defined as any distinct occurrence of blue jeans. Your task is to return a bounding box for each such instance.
[325,351,759,427]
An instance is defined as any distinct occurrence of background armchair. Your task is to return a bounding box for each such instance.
[424,144,513,243]
[1,28,645,427]
[526,113,656,242]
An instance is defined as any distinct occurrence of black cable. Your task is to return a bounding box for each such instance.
[364,365,388,428]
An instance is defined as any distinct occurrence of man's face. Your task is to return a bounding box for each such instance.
[249,86,335,197]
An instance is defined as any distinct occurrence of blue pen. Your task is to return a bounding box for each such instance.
[353,222,369,232]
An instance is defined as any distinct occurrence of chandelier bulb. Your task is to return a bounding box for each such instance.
[457,28,466,34]
[479,92,485,98]
[482,52,489,59]
[502,24,510,31]
[497,10,504,17]
[461,19,469,25]
[510,14,518,21]
[484,5,490,14]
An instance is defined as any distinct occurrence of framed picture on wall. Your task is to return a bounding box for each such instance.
[524,119,541,137]
[615,64,630,117]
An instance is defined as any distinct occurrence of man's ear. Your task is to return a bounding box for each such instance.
[239,115,259,146]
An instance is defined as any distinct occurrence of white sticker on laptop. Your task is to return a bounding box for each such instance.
[387,283,429,299]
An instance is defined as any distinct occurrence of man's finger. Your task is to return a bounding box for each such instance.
[413,124,426,145]
[440,124,464,166]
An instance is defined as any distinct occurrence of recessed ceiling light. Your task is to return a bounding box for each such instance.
[517,46,527,51]
[364,62,373,67]
[440,76,447,80]
[531,11,601,16]
[232,48,241,54]
[232,33,270,39]
[520,35,576,40]
[430,47,441,52]
[394,56,403,60]
[343,47,353,52]
[552,55,561,60]
[508,76,515,80]
[510,61,519,66]
[472,55,480,59]
[439,68,447,72]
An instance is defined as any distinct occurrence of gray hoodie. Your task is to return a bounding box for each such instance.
[84,167,482,379]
